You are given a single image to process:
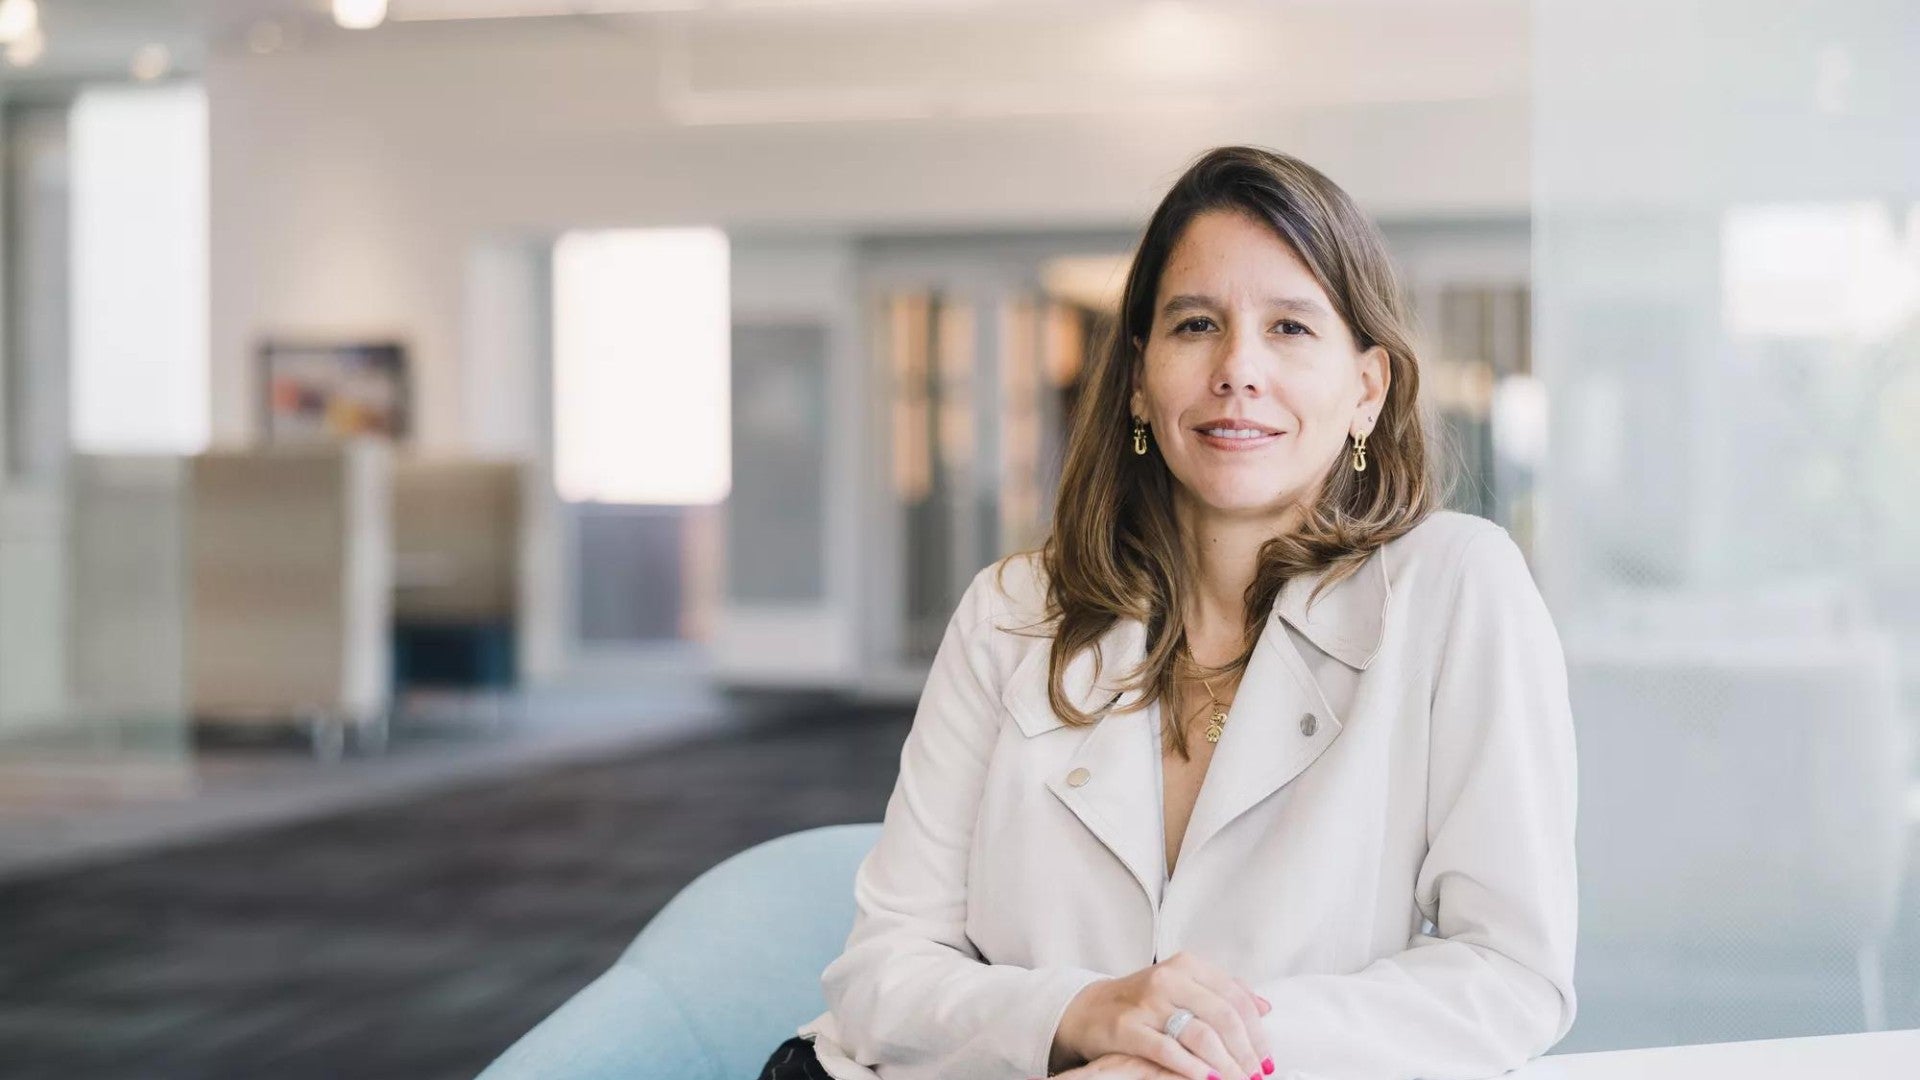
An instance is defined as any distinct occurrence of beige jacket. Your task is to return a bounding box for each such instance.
[797,510,1578,1080]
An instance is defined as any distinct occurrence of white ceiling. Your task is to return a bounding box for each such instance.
[4,0,1528,104]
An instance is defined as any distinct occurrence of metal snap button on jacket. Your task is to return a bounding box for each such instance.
[1066,767,1091,787]
[1300,712,1319,737]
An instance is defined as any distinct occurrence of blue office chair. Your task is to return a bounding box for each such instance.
[477,822,880,1080]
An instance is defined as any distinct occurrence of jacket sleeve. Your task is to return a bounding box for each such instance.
[820,563,1111,1080]
[1254,526,1580,1080]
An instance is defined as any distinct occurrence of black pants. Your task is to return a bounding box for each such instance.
[755,1035,833,1080]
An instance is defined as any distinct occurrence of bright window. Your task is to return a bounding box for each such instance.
[69,82,209,455]
[552,228,730,505]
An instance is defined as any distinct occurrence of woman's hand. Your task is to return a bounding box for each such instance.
[1051,952,1275,1080]
[1046,1051,1190,1079]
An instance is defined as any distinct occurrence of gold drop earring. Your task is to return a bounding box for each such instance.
[1132,417,1149,456]
[1351,426,1370,472]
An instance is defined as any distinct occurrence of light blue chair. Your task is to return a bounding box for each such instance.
[478,822,881,1080]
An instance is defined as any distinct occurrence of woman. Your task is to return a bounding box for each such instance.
[759,146,1577,1080]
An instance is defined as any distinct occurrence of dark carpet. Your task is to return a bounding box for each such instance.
[0,703,912,1080]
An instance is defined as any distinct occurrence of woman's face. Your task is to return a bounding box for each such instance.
[1130,208,1390,525]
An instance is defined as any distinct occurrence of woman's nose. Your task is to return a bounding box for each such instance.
[1211,326,1262,394]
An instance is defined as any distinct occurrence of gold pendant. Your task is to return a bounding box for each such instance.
[1204,705,1227,744]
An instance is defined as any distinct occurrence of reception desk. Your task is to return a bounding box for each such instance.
[1513,1028,1919,1079]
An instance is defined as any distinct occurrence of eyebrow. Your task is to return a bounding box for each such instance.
[1159,293,1334,320]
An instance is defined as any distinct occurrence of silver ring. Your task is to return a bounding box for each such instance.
[1162,1007,1195,1040]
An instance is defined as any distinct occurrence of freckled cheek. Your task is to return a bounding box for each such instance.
[1140,366,1201,429]
[1279,377,1355,434]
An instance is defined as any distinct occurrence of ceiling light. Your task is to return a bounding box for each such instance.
[334,0,390,30]
[0,0,38,46]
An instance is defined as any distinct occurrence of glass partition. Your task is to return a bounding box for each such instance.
[1534,0,1920,1050]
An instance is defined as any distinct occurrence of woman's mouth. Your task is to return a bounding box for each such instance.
[1194,427,1284,451]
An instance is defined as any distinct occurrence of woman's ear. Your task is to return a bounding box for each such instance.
[1357,344,1391,431]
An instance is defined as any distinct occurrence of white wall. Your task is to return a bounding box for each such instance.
[206,9,1530,454]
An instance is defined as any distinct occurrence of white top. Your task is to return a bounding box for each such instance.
[797,510,1579,1080]
[1151,698,1169,894]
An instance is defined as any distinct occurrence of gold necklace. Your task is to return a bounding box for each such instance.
[1179,643,1239,745]
[1198,675,1230,744]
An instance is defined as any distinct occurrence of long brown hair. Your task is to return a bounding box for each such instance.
[998,145,1440,760]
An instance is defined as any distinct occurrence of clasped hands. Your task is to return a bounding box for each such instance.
[1045,951,1275,1080]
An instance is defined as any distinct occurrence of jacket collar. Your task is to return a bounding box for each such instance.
[1013,546,1392,728]
[1272,546,1392,671]
[997,546,1393,909]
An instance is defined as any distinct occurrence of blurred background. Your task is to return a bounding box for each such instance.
[0,0,1915,1076]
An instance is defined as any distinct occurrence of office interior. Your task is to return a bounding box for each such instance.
[0,0,1917,1076]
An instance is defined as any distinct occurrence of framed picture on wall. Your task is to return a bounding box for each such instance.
[259,341,411,443]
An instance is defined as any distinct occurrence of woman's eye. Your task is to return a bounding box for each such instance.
[1172,316,1309,336]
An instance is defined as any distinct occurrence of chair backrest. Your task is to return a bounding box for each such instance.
[622,821,880,1073]
[391,455,523,622]
[187,441,393,720]
[479,822,880,1080]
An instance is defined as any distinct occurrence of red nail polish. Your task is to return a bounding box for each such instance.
[1262,1058,1275,1075]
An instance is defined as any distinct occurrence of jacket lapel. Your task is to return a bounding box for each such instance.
[1183,550,1392,856]
[1002,615,1164,906]
[998,548,1392,905]
[1176,609,1344,861]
